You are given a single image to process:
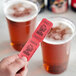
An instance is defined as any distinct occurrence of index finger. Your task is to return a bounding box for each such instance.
[0,54,19,66]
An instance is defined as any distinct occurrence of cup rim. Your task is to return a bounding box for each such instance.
[43,17,76,45]
[3,0,39,22]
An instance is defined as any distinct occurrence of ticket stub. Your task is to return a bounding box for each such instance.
[19,37,39,61]
[32,18,53,42]
[19,18,53,61]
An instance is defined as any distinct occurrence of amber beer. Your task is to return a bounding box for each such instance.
[41,17,75,74]
[4,0,38,51]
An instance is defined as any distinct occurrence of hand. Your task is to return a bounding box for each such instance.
[0,54,28,76]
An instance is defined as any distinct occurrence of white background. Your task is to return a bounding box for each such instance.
[0,0,76,76]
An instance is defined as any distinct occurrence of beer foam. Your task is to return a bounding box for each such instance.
[43,18,75,45]
[4,0,38,22]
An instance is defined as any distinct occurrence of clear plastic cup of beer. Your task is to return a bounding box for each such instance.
[41,17,76,74]
[3,0,39,51]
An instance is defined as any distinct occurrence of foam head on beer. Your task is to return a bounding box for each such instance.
[4,0,38,22]
[44,18,75,44]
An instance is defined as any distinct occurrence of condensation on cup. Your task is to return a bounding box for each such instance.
[41,17,76,74]
[3,0,39,51]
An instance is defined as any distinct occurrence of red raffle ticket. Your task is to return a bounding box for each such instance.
[32,18,53,42]
[19,38,39,61]
[19,18,53,61]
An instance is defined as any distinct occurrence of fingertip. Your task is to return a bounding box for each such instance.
[20,57,27,62]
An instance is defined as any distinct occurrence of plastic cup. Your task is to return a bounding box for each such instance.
[41,17,76,74]
[3,0,39,51]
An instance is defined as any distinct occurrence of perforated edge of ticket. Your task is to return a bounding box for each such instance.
[19,18,53,61]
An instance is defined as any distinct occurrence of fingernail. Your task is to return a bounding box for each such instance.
[21,57,27,62]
